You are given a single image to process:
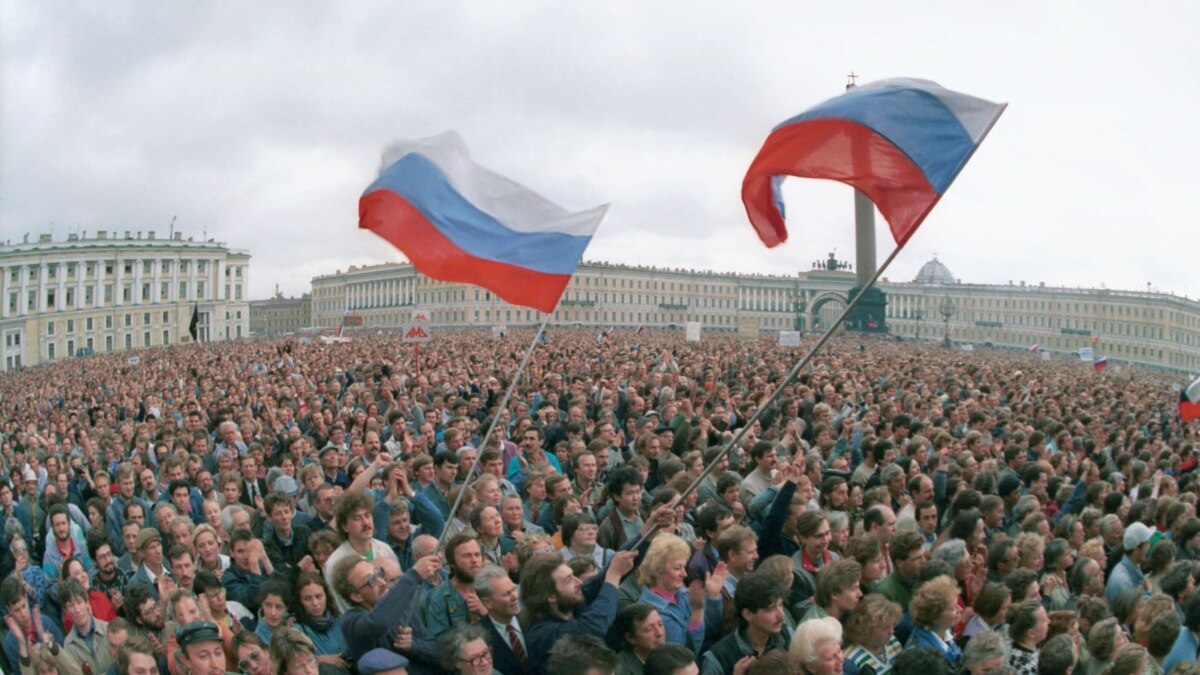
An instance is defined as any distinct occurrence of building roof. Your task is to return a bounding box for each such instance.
[913,256,956,285]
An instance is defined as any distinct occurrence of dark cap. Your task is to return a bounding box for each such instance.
[358,648,410,674]
[175,621,221,650]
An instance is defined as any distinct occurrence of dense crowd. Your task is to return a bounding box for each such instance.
[0,327,1197,675]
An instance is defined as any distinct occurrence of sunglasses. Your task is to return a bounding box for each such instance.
[238,649,262,673]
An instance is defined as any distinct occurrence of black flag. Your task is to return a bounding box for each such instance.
[189,303,199,342]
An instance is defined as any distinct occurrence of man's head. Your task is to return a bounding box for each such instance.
[168,545,196,590]
[265,493,294,535]
[334,557,385,610]
[717,525,759,576]
[736,572,788,636]
[891,531,927,581]
[546,634,618,675]
[607,467,644,516]
[118,634,159,675]
[446,532,484,584]
[475,565,521,622]
[136,528,164,568]
[433,451,459,488]
[49,504,71,543]
[864,505,898,547]
[229,529,257,572]
[127,584,165,632]
[521,553,584,622]
[175,621,226,675]
[335,491,376,544]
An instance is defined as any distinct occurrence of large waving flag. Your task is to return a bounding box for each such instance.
[743,78,1006,248]
[359,132,607,313]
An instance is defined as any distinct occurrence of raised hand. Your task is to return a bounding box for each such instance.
[705,562,728,599]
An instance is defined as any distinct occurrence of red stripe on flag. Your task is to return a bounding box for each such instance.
[743,119,940,248]
[359,190,570,313]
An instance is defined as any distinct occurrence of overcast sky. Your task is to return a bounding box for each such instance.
[4,2,1199,303]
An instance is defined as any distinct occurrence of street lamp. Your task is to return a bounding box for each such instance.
[939,294,954,348]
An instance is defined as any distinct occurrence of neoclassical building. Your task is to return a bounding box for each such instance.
[1,230,250,370]
[310,256,1200,373]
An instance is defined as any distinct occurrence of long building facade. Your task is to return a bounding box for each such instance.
[249,294,311,337]
[310,256,1200,373]
[1,230,250,370]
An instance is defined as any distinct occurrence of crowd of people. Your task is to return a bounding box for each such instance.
[0,327,1197,675]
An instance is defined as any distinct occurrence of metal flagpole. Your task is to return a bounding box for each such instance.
[396,315,551,629]
[436,315,550,552]
[628,243,907,549]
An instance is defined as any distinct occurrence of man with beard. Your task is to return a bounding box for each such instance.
[337,553,441,674]
[423,532,486,637]
[323,492,396,613]
[125,583,167,651]
[89,536,132,610]
[521,548,637,675]
[44,503,94,579]
[700,573,790,675]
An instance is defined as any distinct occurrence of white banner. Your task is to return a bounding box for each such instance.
[685,322,702,342]
[1079,347,1094,362]
[779,331,801,347]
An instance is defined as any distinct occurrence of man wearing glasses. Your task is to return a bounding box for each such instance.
[337,553,441,675]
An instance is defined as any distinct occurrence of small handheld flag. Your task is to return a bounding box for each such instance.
[1094,357,1108,371]
[1181,389,1200,423]
[743,78,1006,249]
[1186,376,1200,405]
[188,303,199,342]
[359,132,608,313]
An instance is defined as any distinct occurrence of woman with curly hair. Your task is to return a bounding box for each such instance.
[842,593,903,675]
[906,575,963,670]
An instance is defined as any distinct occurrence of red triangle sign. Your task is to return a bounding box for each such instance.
[406,326,428,339]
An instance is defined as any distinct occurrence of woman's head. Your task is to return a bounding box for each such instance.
[842,593,901,649]
[1086,617,1126,662]
[961,630,1008,675]
[233,632,270,675]
[441,623,493,675]
[1007,598,1049,647]
[269,628,317,675]
[788,616,843,675]
[911,575,960,632]
[562,512,599,550]
[295,572,336,620]
[638,534,691,590]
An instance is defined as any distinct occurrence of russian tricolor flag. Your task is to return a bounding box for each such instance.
[1094,357,1108,371]
[743,78,1006,248]
[359,132,607,313]
[1182,389,1200,423]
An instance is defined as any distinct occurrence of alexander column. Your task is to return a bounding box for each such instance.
[845,72,888,332]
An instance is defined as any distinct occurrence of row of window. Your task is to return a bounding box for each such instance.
[6,258,239,281]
